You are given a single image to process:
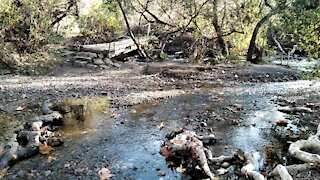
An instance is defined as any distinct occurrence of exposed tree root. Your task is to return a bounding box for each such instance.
[240,160,265,180]
[270,164,293,180]
[289,124,320,163]
[269,124,320,179]
[160,129,216,179]
[270,163,320,177]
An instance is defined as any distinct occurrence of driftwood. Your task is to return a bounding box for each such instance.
[160,129,216,179]
[240,160,265,180]
[267,124,320,179]
[270,163,320,177]
[278,107,313,114]
[270,164,293,180]
[289,124,320,163]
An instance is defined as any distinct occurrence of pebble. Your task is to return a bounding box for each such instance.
[221,162,230,168]
[44,170,51,177]
[158,171,166,176]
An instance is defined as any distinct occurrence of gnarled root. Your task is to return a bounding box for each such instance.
[160,129,216,179]
[240,160,265,180]
[269,163,320,178]
[270,164,293,180]
[289,124,320,163]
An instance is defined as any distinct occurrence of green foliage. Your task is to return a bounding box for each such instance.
[160,52,169,61]
[280,0,320,59]
[0,0,55,52]
[78,2,123,41]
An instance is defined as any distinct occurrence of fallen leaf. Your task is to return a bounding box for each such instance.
[217,168,228,175]
[159,122,165,130]
[1,167,9,175]
[39,143,54,155]
[98,167,114,180]
[47,156,58,163]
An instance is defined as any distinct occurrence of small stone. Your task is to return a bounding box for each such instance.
[77,52,97,58]
[98,53,104,59]
[200,122,207,127]
[100,65,109,69]
[74,56,92,61]
[86,64,98,69]
[44,170,51,177]
[73,60,88,67]
[221,162,230,168]
[103,58,114,65]
[93,59,105,65]
[158,171,165,176]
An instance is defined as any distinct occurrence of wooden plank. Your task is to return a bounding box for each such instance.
[79,37,149,54]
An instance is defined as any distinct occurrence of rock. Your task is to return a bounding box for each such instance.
[221,162,230,168]
[87,64,98,69]
[103,58,114,65]
[73,56,92,61]
[98,53,104,59]
[103,58,121,68]
[93,59,105,65]
[99,65,109,69]
[200,122,207,127]
[44,170,51,177]
[112,62,121,68]
[77,52,97,58]
[73,60,88,67]
[158,171,165,176]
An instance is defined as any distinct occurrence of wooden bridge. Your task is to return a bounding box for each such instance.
[79,36,150,58]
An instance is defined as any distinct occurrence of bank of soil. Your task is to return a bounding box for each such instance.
[1,61,319,179]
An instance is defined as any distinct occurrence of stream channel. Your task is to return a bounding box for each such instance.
[1,58,320,179]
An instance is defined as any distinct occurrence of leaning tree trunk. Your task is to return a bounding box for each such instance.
[117,0,149,59]
[246,12,275,63]
[212,0,229,56]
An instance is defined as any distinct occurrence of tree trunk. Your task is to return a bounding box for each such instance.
[212,0,229,56]
[246,12,275,63]
[117,0,148,59]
